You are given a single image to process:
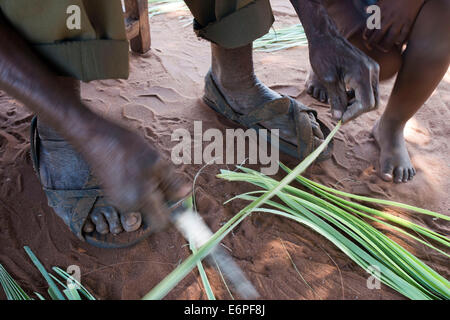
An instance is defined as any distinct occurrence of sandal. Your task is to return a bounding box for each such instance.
[30,117,156,249]
[203,70,333,162]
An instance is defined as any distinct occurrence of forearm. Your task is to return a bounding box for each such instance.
[0,14,109,148]
[289,0,340,44]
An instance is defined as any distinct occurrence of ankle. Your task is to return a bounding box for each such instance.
[378,116,406,135]
[211,43,255,90]
[211,69,257,91]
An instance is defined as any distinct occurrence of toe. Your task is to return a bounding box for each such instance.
[91,209,109,235]
[120,212,142,232]
[314,137,323,150]
[408,168,414,180]
[308,113,324,140]
[102,207,123,235]
[402,169,409,182]
[313,87,320,99]
[312,124,324,140]
[82,218,95,233]
[381,163,394,182]
[394,167,404,183]
[320,90,327,103]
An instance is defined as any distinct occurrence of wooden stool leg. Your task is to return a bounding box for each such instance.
[124,0,151,53]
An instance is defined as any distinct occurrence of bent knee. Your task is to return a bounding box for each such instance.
[374,50,402,81]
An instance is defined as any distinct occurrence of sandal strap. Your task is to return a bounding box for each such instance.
[44,187,103,240]
[204,71,321,161]
[30,116,103,241]
[232,95,317,128]
[43,188,104,207]
[227,95,318,161]
[292,101,314,161]
[238,97,291,127]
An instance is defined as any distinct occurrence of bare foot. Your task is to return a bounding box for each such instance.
[305,69,328,103]
[305,69,356,105]
[372,119,416,183]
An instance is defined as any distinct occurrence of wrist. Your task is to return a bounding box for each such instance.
[62,101,115,147]
[290,0,340,43]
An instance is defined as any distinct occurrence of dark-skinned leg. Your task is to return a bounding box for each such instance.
[211,43,325,146]
[0,13,189,238]
[306,0,449,183]
[36,77,139,235]
[373,0,450,183]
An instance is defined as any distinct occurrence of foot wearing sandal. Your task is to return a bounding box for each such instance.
[36,119,142,236]
[205,43,331,161]
[32,116,191,248]
[28,79,191,248]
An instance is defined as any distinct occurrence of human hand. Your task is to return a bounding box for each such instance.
[363,0,424,52]
[82,122,191,232]
[308,34,380,122]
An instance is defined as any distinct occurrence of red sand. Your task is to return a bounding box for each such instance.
[1,1,449,300]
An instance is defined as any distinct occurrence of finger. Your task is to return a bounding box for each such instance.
[368,30,385,49]
[397,24,410,47]
[101,207,123,234]
[91,209,109,235]
[377,26,400,52]
[343,79,378,122]
[342,101,367,123]
[120,211,142,232]
[363,28,375,49]
[368,21,392,49]
[83,217,95,233]
[342,89,373,123]
[363,27,372,41]
[325,81,347,120]
[347,64,377,111]
[152,162,192,203]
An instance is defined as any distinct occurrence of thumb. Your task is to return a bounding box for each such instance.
[326,82,348,120]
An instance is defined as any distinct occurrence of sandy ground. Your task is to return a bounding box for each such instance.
[0,1,449,300]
